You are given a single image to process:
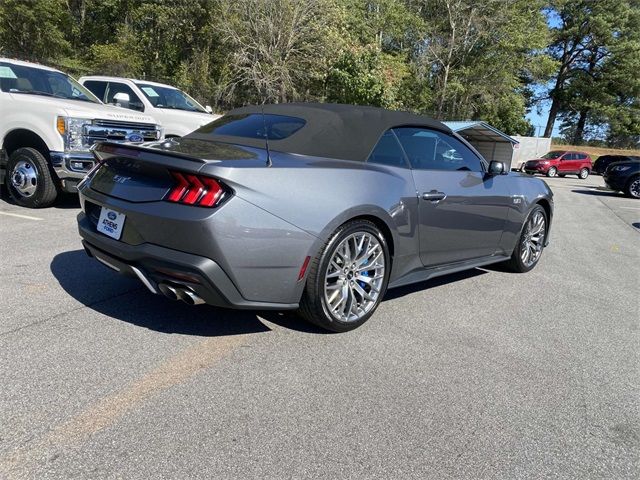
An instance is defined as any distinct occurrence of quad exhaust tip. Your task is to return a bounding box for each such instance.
[158,282,205,306]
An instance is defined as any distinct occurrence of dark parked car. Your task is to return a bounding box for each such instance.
[603,158,640,198]
[593,154,640,175]
[76,103,554,332]
[524,150,592,178]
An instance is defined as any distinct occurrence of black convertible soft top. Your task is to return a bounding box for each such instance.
[186,103,451,162]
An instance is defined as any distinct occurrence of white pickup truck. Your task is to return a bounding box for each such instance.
[79,76,219,137]
[0,58,163,208]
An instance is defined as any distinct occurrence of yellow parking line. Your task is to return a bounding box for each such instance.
[0,211,43,221]
[0,334,247,477]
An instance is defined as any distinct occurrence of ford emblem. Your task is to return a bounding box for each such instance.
[126,133,144,143]
[107,211,117,221]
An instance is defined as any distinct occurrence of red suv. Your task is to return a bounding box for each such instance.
[524,151,592,179]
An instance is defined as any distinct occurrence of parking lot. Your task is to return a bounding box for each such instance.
[0,174,638,479]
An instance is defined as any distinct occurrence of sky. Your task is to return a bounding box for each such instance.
[525,10,562,138]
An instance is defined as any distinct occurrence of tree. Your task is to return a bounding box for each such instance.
[542,0,638,140]
[0,0,72,61]
[409,0,553,134]
[216,0,343,105]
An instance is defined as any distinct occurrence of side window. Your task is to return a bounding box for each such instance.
[578,154,588,160]
[106,82,145,112]
[367,130,407,168]
[393,127,483,172]
[83,80,107,101]
[565,153,576,160]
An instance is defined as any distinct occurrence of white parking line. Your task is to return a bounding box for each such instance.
[0,211,43,221]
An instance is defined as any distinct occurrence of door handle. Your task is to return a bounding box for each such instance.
[422,191,447,202]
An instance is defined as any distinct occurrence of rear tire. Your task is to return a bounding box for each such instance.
[578,168,589,179]
[625,176,640,199]
[6,148,57,208]
[546,167,557,177]
[298,220,390,332]
[502,205,547,273]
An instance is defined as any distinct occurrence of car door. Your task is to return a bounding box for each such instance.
[82,80,108,102]
[559,153,577,173]
[105,82,145,112]
[394,127,512,267]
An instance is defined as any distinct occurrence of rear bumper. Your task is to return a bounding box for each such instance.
[78,213,299,310]
[51,151,96,193]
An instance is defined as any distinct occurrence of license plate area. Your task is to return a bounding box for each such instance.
[97,207,126,240]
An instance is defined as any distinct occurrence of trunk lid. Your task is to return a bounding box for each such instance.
[89,139,265,202]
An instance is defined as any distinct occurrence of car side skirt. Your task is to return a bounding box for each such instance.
[388,254,511,290]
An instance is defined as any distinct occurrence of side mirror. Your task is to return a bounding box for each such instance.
[205,105,213,114]
[488,161,506,175]
[113,92,130,107]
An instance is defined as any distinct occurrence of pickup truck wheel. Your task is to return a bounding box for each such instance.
[546,167,557,177]
[578,168,589,179]
[502,205,547,273]
[6,148,57,208]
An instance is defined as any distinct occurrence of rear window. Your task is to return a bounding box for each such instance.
[196,114,305,140]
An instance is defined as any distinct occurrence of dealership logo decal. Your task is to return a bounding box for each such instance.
[113,175,131,184]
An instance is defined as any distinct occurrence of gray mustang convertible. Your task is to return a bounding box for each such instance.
[77,103,553,332]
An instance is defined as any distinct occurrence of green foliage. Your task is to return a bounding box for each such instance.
[0,0,635,145]
[0,0,72,61]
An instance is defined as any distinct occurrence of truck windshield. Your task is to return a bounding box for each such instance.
[0,62,100,103]
[135,83,207,113]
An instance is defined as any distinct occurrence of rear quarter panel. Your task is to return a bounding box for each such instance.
[199,151,423,284]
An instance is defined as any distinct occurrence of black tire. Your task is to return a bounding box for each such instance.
[5,148,57,208]
[578,168,589,179]
[502,205,548,273]
[625,175,640,199]
[298,219,391,332]
[546,167,557,177]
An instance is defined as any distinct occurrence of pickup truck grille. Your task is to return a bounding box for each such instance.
[85,120,160,144]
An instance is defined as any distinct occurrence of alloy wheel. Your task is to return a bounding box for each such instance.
[520,210,546,268]
[629,178,640,198]
[324,232,385,323]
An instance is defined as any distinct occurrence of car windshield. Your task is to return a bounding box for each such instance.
[135,83,207,113]
[0,62,101,103]
[541,151,564,159]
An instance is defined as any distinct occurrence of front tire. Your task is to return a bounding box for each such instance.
[625,176,640,199]
[546,167,557,177]
[503,205,548,273]
[298,220,390,332]
[578,168,589,179]
[6,148,57,208]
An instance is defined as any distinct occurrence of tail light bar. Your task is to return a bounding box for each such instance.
[165,171,226,207]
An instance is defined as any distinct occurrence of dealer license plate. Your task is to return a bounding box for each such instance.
[97,207,126,240]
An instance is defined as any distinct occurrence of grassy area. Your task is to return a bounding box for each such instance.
[551,144,640,161]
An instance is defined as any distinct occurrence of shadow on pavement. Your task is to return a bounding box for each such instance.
[51,250,326,337]
[572,188,622,198]
[384,269,487,301]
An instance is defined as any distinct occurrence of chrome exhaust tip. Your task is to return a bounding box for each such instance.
[179,288,206,306]
[158,283,179,301]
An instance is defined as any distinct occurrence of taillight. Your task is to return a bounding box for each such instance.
[166,171,225,207]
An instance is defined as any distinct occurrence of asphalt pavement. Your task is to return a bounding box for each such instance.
[0,173,638,479]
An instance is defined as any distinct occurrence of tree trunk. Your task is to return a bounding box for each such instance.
[544,97,560,138]
[572,109,588,144]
